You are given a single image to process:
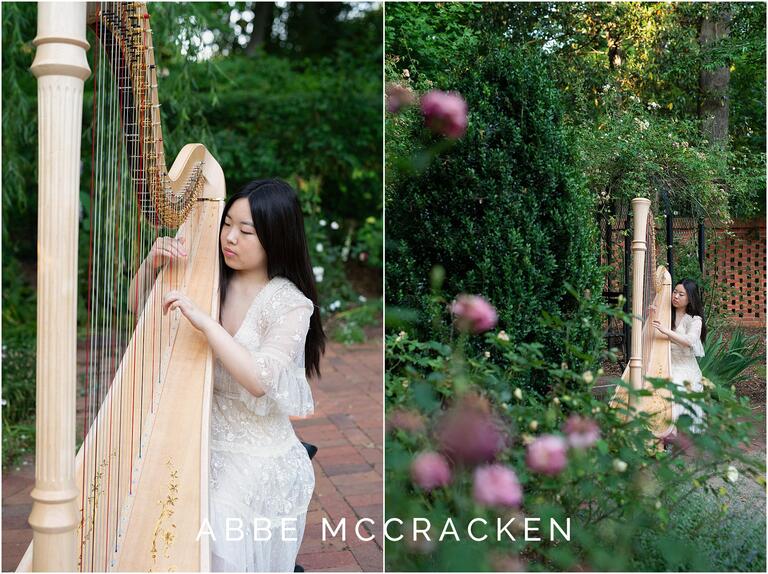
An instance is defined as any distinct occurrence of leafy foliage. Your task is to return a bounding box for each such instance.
[2,0,381,254]
[387,41,603,364]
[1,331,36,467]
[181,50,382,221]
[329,298,382,345]
[385,294,764,572]
[632,484,766,571]
[575,93,734,223]
[384,1,482,89]
[2,422,35,470]
[1,3,382,442]
[700,329,765,388]
[468,2,766,219]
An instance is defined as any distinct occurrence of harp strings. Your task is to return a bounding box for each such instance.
[78,2,176,570]
[80,4,99,567]
[78,2,206,569]
[641,208,656,382]
[82,3,118,569]
[83,3,98,566]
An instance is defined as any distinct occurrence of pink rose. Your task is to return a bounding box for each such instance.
[438,405,506,465]
[386,83,415,114]
[410,452,452,491]
[387,408,426,434]
[562,414,601,449]
[421,90,468,139]
[473,464,523,508]
[451,294,498,334]
[526,434,568,476]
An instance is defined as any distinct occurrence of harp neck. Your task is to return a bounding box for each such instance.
[93,2,205,227]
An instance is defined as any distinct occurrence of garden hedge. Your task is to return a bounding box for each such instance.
[387,43,603,363]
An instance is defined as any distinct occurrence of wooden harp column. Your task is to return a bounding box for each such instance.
[628,198,651,400]
[25,2,223,571]
[610,198,674,439]
[28,3,90,571]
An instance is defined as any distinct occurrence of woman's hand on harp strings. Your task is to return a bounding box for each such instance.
[654,317,697,349]
[162,290,212,332]
[160,291,267,398]
[127,237,188,314]
[652,319,671,338]
[149,236,187,269]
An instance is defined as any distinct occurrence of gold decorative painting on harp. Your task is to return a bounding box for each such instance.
[609,198,675,440]
[23,2,223,571]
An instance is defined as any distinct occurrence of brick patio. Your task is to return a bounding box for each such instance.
[295,338,383,572]
[1,339,383,572]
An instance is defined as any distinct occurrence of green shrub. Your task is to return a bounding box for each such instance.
[330,298,382,345]
[188,52,382,224]
[352,215,383,270]
[575,91,736,226]
[632,485,766,571]
[386,43,602,368]
[1,334,36,423]
[2,331,37,468]
[293,176,360,313]
[2,422,35,469]
[1,257,37,446]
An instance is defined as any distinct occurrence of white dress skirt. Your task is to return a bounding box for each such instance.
[208,277,315,572]
[669,313,706,433]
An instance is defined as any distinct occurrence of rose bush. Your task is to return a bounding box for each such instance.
[385,291,764,572]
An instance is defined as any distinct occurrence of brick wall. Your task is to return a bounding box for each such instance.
[602,217,766,327]
[705,218,766,327]
[659,217,765,327]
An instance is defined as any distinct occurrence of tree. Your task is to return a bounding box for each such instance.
[244,3,276,56]
[699,6,732,146]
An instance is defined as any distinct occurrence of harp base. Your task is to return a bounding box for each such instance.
[28,487,78,571]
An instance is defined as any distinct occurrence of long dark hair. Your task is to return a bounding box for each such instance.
[671,278,707,342]
[219,179,326,378]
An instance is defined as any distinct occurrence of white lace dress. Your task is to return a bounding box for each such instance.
[209,276,315,572]
[669,313,706,433]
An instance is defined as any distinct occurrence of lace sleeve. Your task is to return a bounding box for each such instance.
[683,316,705,358]
[237,290,315,417]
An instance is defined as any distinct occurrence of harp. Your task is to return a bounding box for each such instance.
[609,198,675,439]
[21,2,224,570]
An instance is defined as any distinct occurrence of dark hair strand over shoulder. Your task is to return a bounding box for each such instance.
[218,178,326,378]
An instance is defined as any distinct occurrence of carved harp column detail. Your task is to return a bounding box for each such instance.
[29,2,91,571]
[629,198,652,401]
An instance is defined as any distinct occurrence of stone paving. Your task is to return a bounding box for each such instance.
[1,339,383,572]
